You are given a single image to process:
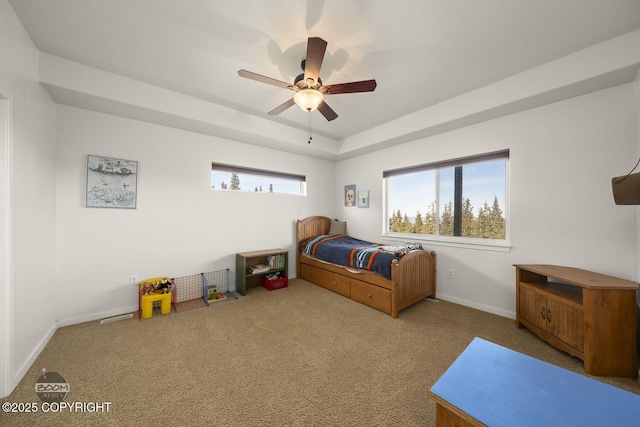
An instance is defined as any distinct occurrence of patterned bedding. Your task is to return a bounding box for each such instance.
[299,234,421,280]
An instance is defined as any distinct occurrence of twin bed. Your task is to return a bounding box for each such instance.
[296,216,436,318]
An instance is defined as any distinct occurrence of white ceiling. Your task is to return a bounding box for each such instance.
[9,0,640,158]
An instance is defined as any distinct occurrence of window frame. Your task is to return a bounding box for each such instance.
[211,162,306,196]
[382,150,511,252]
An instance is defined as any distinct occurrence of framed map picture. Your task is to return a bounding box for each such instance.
[86,155,138,209]
[357,190,369,208]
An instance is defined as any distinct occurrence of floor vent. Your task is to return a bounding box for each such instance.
[100,313,133,324]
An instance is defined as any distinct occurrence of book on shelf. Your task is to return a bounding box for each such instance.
[265,254,285,270]
[248,264,270,274]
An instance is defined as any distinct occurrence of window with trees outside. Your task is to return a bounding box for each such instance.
[384,150,508,246]
[212,163,306,196]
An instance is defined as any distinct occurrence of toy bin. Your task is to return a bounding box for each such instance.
[261,275,288,291]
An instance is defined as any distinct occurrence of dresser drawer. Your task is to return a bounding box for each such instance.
[351,280,391,313]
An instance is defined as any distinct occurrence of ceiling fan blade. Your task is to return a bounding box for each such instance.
[317,101,338,121]
[268,98,296,115]
[238,69,291,89]
[323,79,377,95]
[303,37,327,83]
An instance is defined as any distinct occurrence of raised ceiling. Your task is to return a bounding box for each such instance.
[9,0,640,160]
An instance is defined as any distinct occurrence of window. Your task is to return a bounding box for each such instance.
[212,163,306,196]
[384,151,508,245]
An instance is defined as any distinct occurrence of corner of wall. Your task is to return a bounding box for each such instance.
[11,322,57,399]
[634,69,640,377]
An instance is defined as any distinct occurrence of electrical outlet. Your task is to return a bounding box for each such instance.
[130,275,139,285]
[448,269,455,279]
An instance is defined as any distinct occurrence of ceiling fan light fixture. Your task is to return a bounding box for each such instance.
[238,36,376,121]
[294,89,323,112]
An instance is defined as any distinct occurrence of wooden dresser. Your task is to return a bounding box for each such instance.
[515,264,638,378]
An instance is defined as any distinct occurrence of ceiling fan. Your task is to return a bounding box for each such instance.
[238,37,377,121]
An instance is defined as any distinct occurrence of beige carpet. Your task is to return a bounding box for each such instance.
[1,279,638,426]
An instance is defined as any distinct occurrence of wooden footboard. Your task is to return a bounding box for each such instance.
[296,216,436,318]
[391,249,436,317]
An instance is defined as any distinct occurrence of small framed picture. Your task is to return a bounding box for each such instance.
[344,184,356,207]
[357,190,369,208]
[86,155,138,209]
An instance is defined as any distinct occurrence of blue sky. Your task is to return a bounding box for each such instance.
[387,160,506,218]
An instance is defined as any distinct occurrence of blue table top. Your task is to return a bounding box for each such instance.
[429,338,640,427]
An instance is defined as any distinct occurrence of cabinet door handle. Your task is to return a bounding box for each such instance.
[546,308,551,322]
[540,307,546,320]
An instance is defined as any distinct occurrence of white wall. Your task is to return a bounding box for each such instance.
[635,71,640,370]
[0,96,8,397]
[1,0,638,399]
[635,70,640,283]
[0,0,57,398]
[55,105,335,325]
[335,83,637,318]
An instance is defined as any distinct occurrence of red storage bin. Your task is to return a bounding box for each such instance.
[262,276,288,291]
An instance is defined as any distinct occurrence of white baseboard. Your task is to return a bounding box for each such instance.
[9,306,138,393]
[11,321,57,396]
[56,305,138,328]
[6,305,138,398]
[436,293,516,320]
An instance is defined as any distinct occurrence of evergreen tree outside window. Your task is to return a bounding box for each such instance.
[212,163,306,196]
[384,151,508,244]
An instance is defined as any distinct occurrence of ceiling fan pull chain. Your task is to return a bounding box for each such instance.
[308,113,313,144]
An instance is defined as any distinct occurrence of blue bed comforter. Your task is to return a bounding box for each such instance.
[299,234,400,280]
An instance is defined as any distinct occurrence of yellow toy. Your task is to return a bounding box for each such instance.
[138,277,173,319]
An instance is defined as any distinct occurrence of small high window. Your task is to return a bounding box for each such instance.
[212,163,306,196]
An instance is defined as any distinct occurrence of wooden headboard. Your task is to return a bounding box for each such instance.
[296,216,333,245]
